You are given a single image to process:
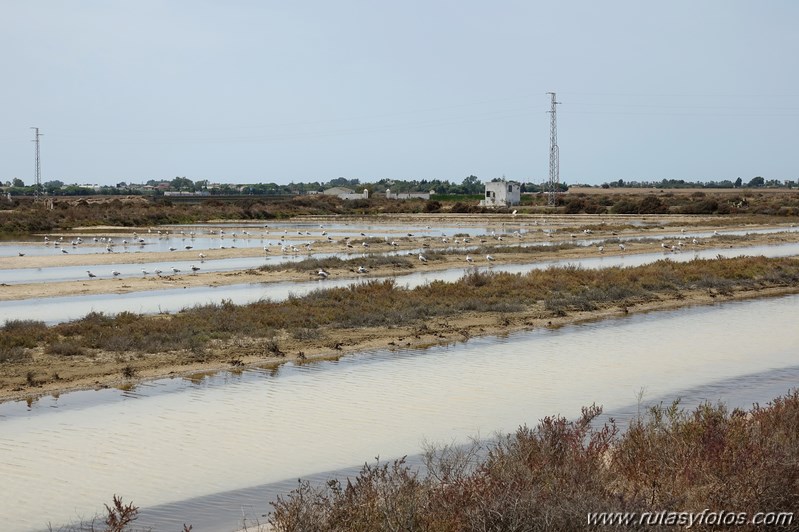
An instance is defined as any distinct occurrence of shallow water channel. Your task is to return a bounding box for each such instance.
[0,294,797,531]
[0,220,514,259]
[4,241,799,325]
[4,225,798,283]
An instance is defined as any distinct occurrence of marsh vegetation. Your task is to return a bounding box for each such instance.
[3,188,799,234]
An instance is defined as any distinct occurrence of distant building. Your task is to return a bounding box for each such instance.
[384,188,433,200]
[480,180,521,207]
[323,186,369,200]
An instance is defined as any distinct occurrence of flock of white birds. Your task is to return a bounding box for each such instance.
[18,221,727,282]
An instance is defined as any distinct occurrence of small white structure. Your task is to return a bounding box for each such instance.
[384,188,432,200]
[480,180,521,207]
[323,186,369,200]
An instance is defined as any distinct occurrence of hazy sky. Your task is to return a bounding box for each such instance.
[1,1,797,186]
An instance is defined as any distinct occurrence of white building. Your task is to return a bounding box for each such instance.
[480,180,521,207]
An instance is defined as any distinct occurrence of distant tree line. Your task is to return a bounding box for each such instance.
[598,176,794,189]
[5,172,792,199]
[1,175,502,197]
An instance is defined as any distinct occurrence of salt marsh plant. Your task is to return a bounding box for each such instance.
[268,392,799,531]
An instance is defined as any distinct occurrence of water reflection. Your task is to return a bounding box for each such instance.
[0,294,797,531]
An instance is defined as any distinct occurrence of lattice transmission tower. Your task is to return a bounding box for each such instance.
[30,127,43,201]
[546,92,560,206]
